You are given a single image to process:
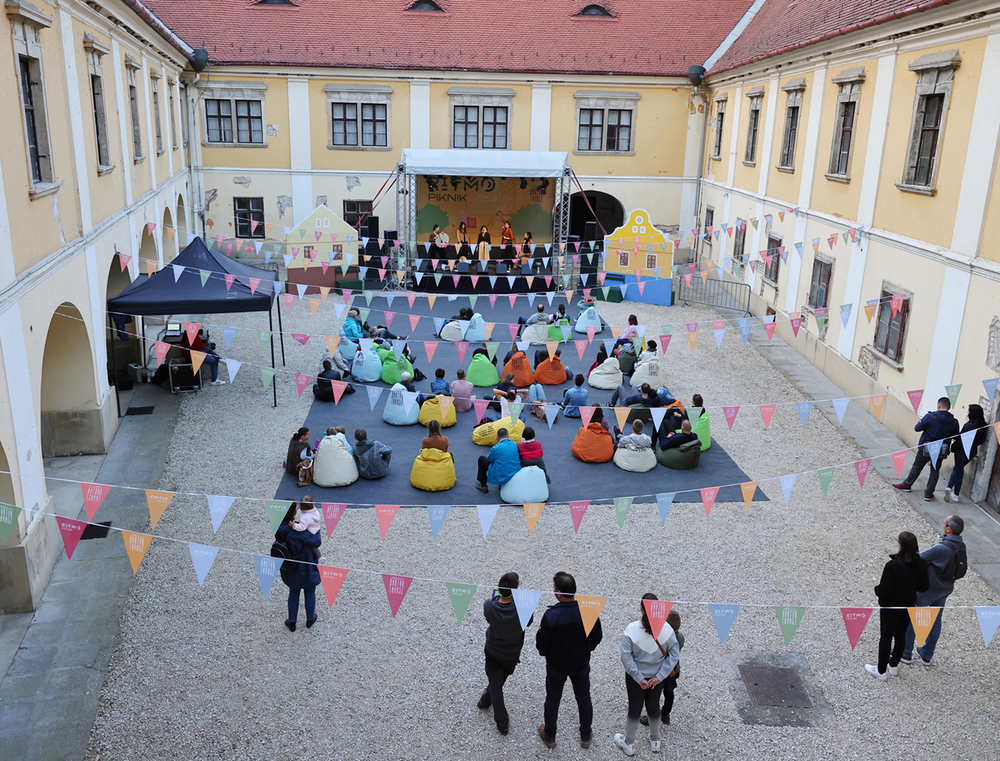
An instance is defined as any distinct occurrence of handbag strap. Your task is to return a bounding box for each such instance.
[653,634,668,658]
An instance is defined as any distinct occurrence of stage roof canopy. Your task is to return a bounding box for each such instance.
[400,149,568,179]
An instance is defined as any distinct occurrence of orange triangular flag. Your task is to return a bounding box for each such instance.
[577,595,607,636]
[484,322,495,339]
[741,482,758,511]
[376,505,400,540]
[700,270,708,284]
[564,290,573,304]
[122,531,151,574]
[439,395,454,419]
[146,259,156,276]
[309,298,321,315]
[908,607,941,647]
[190,350,206,376]
[524,503,544,536]
[320,286,330,302]
[427,294,437,310]
[864,303,877,323]
[687,331,699,351]
[610,326,622,340]
[525,276,535,288]
[145,490,173,529]
[870,394,886,420]
[546,341,558,360]
[614,407,631,431]
[326,335,340,357]
[166,227,175,240]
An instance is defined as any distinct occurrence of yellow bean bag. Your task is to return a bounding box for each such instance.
[630,357,661,388]
[571,423,615,463]
[501,352,534,387]
[417,395,458,428]
[410,447,457,491]
[472,416,525,446]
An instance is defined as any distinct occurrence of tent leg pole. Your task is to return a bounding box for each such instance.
[111,323,122,418]
[277,292,286,366]
[270,307,277,408]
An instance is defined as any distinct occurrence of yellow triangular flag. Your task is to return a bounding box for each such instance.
[687,332,699,351]
[525,276,535,288]
[427,295,437,310]
[546,341,558,360]
[564,290,573,304]
[326,336,340,357]
[166,227,175,240]
[302,256,310,270]
[309,298,321,315]
[320,286,330,302]
[741,482,758,511]
[700,270,708,284]
[122,531,151,574]
[614,407,631,431]
[864,303,877,323]
[190,350,206,376]
[484,322,495,339]
[145,489,173,529]
[870,394,886,421]
[439,395,454,419]
[908,607,941,648]
[524,503,544,536]
[577,595,607,636]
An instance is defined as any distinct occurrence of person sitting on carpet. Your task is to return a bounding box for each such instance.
[517,426,551,483]
[562,374,588,417]
[571,407,615,463]
[312,360,342,402]
[659,419,698,450]
[476,427,521,494]
[286,427,314,487]
[613,314,640,354]
[353,428,392,479]
[610,382,663,409]
[615,419,652,451]
[491,373,528,409]
[453,369,475,412]
[422,419,452,459]
[430,367,452,397]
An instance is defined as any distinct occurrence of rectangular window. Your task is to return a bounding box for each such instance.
[361,103,387,147]
[343,199,373,230]
[453,105,479,149]
[827,70,864,179]
[90,74,110,167]
[873,289,909,362]
[151,78,163,154]
[780,105,800,168]
[833,101,855,175]
[206,98,233,143]
[763,235,780,282]
[712,101,726,158]
[19,56,47,183]
[606,109,632,152]
[911,94,944,186]
[234,197,264,239]
[332,102,358,146]
[235,99,263,144]
[127,67,143,160]
[578,108,603,151]
[745,96,762,163]
[169,83,178,149]
[732,220,746,275]
[808,258,832,309]
[899,53,960,192]
[482,106,508,149]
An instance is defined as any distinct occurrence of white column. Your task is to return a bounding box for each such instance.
[287,77,313,215]
[142,56,157,188]
[782,65,828,313]
[84,244,110,399]
[746,76,780,290]
[153,196,163,267]
[836,53,896,360]
[679,92,706,234]
[924,267,971,394]
[410,79,431,149]
[110,40,133,205]
[164,67,175,178]
[529,83,552,152]
[58,8,93,234]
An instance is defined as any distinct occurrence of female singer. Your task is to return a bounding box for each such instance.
[501,220,515,252]
[476,225,491,261]
[520,231,533,267]
[457,221,470,261]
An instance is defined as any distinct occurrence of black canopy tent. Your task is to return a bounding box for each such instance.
[107,236,284,409]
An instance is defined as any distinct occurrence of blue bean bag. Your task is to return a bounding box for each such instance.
[500,466,549,505]
[351,346,383,383]
[575,306,604,335]
[382,383,420,425]
[465,313,487,342]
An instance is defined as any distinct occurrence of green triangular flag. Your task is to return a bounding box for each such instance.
[397,256,405,269]
[945,383,962,409]
[817,467,835,496]
[661,324,673,336]
[261,367,276,388]
[486,342,500,361]
[200,269,211,287]
[445,582,476,624]
[434,272,443,285]
[299,228,307,240]
[751,219,759,230]
[340,262,350,275]
[842,231,850,244]
[815,314,827,333]
[0,503,22,544]
[660,241,668,252]
[775,606,806,646]
[614,496,633,528]
[469,295,478,310]
[365,292,374,306]
[357,307,370,323]
[602,286,610,299]
[257,330,272,353]
[508,402,523,421]
[266,500,292,535]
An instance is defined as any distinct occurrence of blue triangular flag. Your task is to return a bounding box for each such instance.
[545,405,559,430]
[526,293,537,307]
[385,293,395,308]
[975,606,1000,647]
[656,493,675,524]
[477,504,499,539]
[207,495,235,534]
[927,439,943,468]
[427,505,451,539]
[619,283,629,299]
[512,588,541,631]
[797,401,812,427]
[840,304,852,328]
[188,542,220,586]
[983,377,998,403]
[223,358,242,383]
[708,603,740,645]
[832,398,851,425]
[738,318,751,345]
[713,327,725,348]
[545,292,555,306]
[221,326,238,349]
[489,276,498,288]
[780,473,797,505]
[433,317,446,335]
[603,339,615,354]
[367,386,383,411]
[961,430,977,459]
[253,553,283,597]
[358,266,368,279]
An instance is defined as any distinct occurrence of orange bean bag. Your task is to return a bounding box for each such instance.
[535,357,571,385]
[571,423,615,463]
[501,352,534,387]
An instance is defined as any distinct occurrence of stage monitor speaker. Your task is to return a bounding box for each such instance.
[383,230,397,242]
[584,221,598,241]
[362,215,379,240]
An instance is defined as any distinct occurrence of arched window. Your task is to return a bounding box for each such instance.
[577,5,612,16]
[409,0,443,11]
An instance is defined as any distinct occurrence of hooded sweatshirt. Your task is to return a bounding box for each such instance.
[484,592,531,661]
[922,534,966,593]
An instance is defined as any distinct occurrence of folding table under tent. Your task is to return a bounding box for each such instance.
[107,236,282,408]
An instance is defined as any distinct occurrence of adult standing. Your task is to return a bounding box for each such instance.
[535,572,603,749]
[866,531,928,680]
[476,225,492,260]
[477,572,533,736]
[946,404,988,502]
[275,502,321,632]
[476,428,521,494]
[900,515,968,666]
[893,397,960,501]
[614,594,679,756]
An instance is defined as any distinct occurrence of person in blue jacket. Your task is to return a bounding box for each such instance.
[476,428,521,493]
[893,396,960,501]
[275,502,322,632]
[339,308,365,347]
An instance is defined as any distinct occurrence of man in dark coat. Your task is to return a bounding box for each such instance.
[477,572,532,736]
[893,396,960,501]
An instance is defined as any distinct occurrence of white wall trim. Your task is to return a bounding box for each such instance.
[530,83,552,152]
[141,56,157,188]
[924,266,972,395]
[410,79,431,150]
[84,243,110,399]
[703,0,769,72]
[679,93,706,233]
[111,40,134,205]
[59,8,93,234]
[287,77,313,218]
[746,76,780,290]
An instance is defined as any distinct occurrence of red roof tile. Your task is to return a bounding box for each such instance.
[142,0,754,77]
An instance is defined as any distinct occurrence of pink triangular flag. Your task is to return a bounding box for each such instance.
[642,598,673,639]
[292,333,310,345]
[248,277,260,295]
[81,483,112,521]
[407,294,417,308]
[382,574,413,617]
[295,373,311,397]
[155,341,170,366]
[384,311,395,328]
[701,486,720,518]
[284,293,295,312]
[579,406,595,428]
[224,274,236,291]
[575,339,588,360]
[118,253,132,272]
[765,322,777,341]
[892,450,908,479]
[790,315,802,337]
[907,389,924,414]
[855,459,872,489]
[489,294,498,308]
[569,500,589,534]
[724,406,739,430]
[376,505,400,540]
[409,314,421,332]
[841,607,873,650]
[759,404,776,429]
[455,341,470,363]
[424,341,438,362]
[322,503,346,535]
[58,517,87,559]
[508,294,518,308]
[473,398,490,422]
[184,322,201,345]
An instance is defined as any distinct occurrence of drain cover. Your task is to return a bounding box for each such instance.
[738,665,812,708]
[80,521,112,540]
[125,406,155,416]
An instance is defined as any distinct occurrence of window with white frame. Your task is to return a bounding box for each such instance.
[324,85,392,150]
[807,255,833,309]
[574,90,639,155]
[125,56,143,161]
[168,80,178,149]
[827,67,865,180]
[873,284,911,364]
[711,96,727,159]
[449,87,513,150]
[83,34,113,174]
[731,219,746,277]
[179,85,189,146]
[778,78,805,170]
[703,207,714,255]
[151,73,164,154]
[744,87,763,165]
[8,0,56,193]
[199,81,268,146]
[897,50,961,194]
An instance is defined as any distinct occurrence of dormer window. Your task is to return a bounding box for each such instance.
[577,4,612,16]
[257,0,296,5]
[409,0,443,10]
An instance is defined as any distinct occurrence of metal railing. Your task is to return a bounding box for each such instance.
[673,272,751,316]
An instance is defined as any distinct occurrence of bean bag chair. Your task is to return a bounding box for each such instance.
[410,447,456,491]
[575,306,603,335]
[382,383,420,426]
[467,353,500,387]
[312,436,360,487]
[465,313,487,342]
[375,344,391,363]
[439,320,464,342]
[502,352,534,387]
[571,423,615,463]
[547,318,570,342]
[380,351,414,385]
[351,346,383,383]
[618,347,638,376]
[589,357,623,390]
[521,323,549,345]
[500,466,549,505]
[656,439,702,470]
[613,446,657,473]
[417,394,458,428]
[473,416,525,446]
[631,357,661,388]
[692,410,711,451]
[535,357,571,385]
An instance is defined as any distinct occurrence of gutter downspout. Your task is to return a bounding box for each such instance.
[691,87,709,263]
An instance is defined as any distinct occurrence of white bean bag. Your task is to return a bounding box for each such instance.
[351,346,383,383]
[631,357,661,388]
[521,323,549,345]
[312,436,360,487]
[589,357,623,390]
[465,313,487,342]
[575,306,604,335]
[382,383,420,425]
[613,446,657,473]
[500,466,549,505]
[439,320,464,342]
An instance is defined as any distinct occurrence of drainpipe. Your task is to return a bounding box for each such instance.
[688,66,708,263]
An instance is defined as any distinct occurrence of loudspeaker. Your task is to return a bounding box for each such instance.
[362,215,379,240]
[584,221,598,241]
[383,229,397,242]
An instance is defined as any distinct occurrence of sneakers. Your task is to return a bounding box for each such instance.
[538,724,556,749]
[916,652,932,666]
[899,656,913,665]
[924,493,935,502]
[887,665,898,676]
[475,482,488,493]
[651,738,661,752]
[497,725,509,736]
[946,490,961,503]
[477,698,490,710]
[892,483,911,491]
[865,664,887,681]
[211,379,226,386]
[614,734,635,756]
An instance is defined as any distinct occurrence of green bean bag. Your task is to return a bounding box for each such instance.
[618,347,637,376]
[548,318,570,342]
[656,439,702,470]
[467,353,500,387]
[692,409,711,451]
[376,344,391,363]
[380,351,413,385]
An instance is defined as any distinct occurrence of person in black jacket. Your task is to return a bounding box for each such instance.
[312,359,341,402]
[477,572,532,736]
[275,502,322,632]
[946,404,987,502]
[893,397,960,501]
[866,531,929,680]
[536,572,602,749]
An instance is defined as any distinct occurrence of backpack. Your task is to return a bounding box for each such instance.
[939,544,968,583]
[270,535,293,560]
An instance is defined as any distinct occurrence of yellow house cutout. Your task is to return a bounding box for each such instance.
[603,209,669,276]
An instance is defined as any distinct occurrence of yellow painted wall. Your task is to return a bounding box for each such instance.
[428,82,532,152]
[809,58,878,219]
[310,78,409,171]
[953,274,1000,409]
[120,48,152,196]
[198,75,291,169]
[549,85,689,176]
[872,39,985,248]
[766,72,817,204]
[703,89,733,183]
[152,71,172,183]
[733,81,767,191]
[978,155,1000,263]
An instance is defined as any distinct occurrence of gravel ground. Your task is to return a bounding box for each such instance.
[85,293,1000,761]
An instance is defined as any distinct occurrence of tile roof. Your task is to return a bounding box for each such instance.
[709,0,964,74]
[141,0,755,77]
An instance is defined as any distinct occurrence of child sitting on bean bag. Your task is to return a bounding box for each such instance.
[467,352,501,387]
[571,408,614,463]
[501,349,534,387]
